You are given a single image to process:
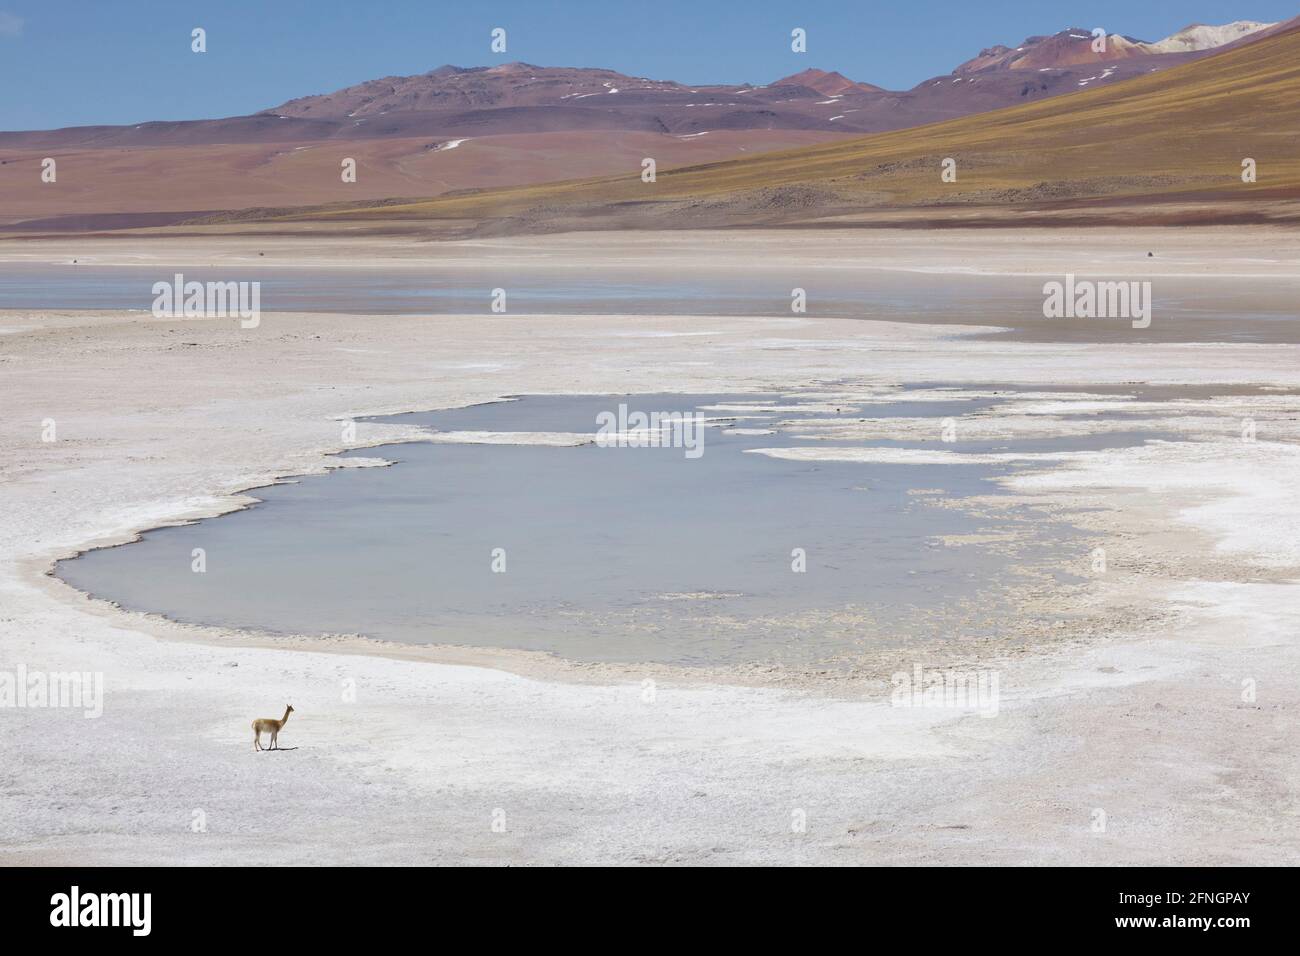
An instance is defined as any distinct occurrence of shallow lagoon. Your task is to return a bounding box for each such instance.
[57,390,1130,666]
[6,263,1299,343]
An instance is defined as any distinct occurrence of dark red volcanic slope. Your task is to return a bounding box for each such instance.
[770,68,883,96]
[955,27,1157,73]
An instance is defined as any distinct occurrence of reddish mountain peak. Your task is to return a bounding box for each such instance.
[773,68,882,96]
[484,61,543,74]
[951,20,1277,75]
[954,28,1113,73]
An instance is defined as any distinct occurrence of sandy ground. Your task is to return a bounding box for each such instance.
[2,229,1299,865]
[0,130,847,228]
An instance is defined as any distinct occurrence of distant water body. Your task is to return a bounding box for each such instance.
[55,390,1164,667]
[0,262,1011,317]
[5,263,1295,342]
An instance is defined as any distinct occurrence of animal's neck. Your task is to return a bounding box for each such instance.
[281,707,291,725]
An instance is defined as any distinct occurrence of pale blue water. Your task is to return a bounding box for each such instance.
[5,263,1296,341]
[55,390,1161,666]
[0,262,1017,317]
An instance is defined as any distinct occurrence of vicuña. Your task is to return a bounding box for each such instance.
[252,704,294,751]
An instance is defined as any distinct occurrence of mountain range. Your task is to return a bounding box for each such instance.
[0,18,1288,231]
[297,15,1299,236]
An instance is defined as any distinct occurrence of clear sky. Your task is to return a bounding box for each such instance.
[0,1,1294,129]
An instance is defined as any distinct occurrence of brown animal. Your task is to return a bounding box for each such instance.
[252,704,294,751]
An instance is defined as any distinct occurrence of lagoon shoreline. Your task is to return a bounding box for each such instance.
[3,228,1299,864]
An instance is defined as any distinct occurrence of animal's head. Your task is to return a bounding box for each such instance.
[287,704,295,714]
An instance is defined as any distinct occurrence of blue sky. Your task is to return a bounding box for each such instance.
[0,1,1293,129]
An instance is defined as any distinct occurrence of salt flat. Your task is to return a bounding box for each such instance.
[1,228,1298,865]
